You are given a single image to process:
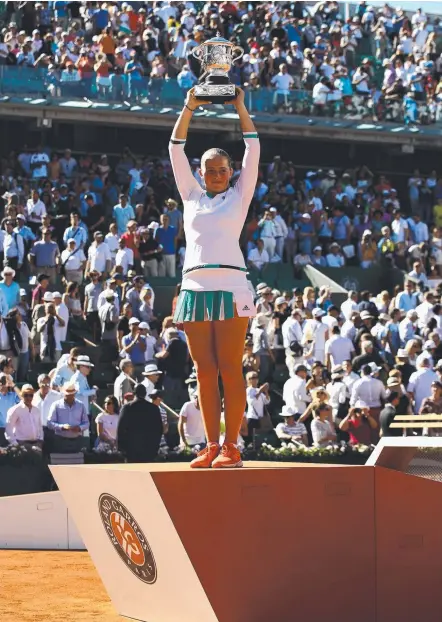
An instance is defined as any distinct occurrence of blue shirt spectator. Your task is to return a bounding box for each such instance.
[332,212,351,241]
[63,218,88,248]
[79,191,97,218]
[125,59,143,81]
[114,199,135,236]
[15,219,36,245]
[154,224,177,255]
[29,238,60,268]
[122,329,147,366]
[396,288,419,312]
[297,218,314,255]
[0,389,20,428]
[0,278,20,312]
[47,395,89,438]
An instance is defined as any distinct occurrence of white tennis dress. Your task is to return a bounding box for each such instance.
[169,132,260,322]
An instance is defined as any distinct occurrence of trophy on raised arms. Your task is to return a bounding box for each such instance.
[192,32,244,104]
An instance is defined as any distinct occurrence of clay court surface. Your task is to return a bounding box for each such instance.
[1,550,123,622]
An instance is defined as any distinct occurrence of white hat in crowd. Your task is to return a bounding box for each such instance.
[312,308,325,318]
[129,317,140,325]
[63,383,78,395]
[43,292,54,302]
[396,349,408,358]
[75,355,94,368]
[369,362,382,375]
[143,364,162,376]
[2,267,15,278]
[281,405,298,418]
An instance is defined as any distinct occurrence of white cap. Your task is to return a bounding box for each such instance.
[19,288,27,296]
[312,308,325,318]
[129,317,140,325]
[313,246,322,252]
[301,213,311,220]
[139,322,150,330]
[43,292,54,302]
[416,353,432,367]
[52,291,62,299]
[424,340,437,349]
[397,348,408,358]
[104,289,116,299]
[274,296,286,306]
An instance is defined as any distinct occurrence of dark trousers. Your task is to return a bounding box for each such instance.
[50,434,89,454]
[244,418,260,446]
[124,448,159,463]
[0,427,7,447]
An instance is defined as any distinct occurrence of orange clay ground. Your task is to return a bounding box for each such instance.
[1,550,124,622]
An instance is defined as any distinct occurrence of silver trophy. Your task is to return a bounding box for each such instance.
[192,32,244,103]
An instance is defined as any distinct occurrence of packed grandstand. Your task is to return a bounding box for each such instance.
[0,1,441,123]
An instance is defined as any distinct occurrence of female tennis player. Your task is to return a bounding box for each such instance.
[170,86,259,468]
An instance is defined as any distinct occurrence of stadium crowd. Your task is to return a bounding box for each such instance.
[0,130,440,462]
[1,1,442,123]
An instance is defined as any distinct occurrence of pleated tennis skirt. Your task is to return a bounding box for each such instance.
[173,290,236,323]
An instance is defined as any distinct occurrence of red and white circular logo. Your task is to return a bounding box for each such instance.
[98,493,157,584]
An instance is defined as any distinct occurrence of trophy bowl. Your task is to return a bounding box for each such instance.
[192,32,243,104]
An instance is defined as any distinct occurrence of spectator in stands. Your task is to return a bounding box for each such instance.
[3,220,24,276]
[5,384,43,447]
[311,403,336,447]
[275,405,308,445]
[117,383,163,462]
[60,238,85,284]
[154,214,177,278]
[121,317,147,379]
[339,404,378,445]
[0,267,20,312]
[32,374,61,448]
[95,395,119,451]
[247,238,269,274]
[71,355,97,416]
[178,393,205,448]
[114,358,134,407]
[379,392,402,437]
[47,383,89,453]
[36,302,66,364]
[245,371,270,441]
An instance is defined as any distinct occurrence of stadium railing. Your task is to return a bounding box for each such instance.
[0,65,439,125]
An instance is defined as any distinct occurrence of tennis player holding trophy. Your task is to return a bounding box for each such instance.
[169,33,259,468]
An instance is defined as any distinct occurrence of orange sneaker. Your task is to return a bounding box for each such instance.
[212,443,243,469]
[189,442,220,468]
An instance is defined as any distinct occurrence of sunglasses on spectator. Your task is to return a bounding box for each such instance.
[23,393,33,398]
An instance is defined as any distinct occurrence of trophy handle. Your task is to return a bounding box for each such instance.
[192,46,204,61]
[232,46,244,62]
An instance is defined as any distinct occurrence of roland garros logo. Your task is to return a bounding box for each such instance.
[98,493,157,584]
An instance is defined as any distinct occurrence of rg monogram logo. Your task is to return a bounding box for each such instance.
[99,493,157,584]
